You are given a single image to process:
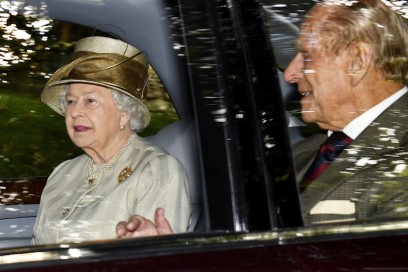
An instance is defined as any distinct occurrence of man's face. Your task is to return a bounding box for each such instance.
[284,7,358,131]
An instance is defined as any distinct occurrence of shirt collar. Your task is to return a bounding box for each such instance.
[329,86,407,139]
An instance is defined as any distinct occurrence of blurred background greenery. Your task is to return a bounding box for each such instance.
[0,3,177,178]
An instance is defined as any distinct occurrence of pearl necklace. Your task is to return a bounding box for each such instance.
[86,133,135,185]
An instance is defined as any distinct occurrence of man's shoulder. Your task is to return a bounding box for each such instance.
[379,91,408,120]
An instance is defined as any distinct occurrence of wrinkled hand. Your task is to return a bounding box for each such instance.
[116,207,173,238]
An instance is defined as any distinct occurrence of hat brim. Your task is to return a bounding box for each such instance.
[41,79,151,129]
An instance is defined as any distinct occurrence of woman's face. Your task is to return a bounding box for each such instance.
[65,83,126,151]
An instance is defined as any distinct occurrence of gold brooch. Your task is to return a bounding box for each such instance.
[118,166,133,183]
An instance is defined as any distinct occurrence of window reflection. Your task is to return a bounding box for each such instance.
[0,8,176,178]
[0,5,90,178]
[0,4,178,249]
[258,0,408,226]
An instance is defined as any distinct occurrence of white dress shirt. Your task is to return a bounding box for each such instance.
[330,87,407,138]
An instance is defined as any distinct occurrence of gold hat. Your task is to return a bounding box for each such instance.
[41,36,151,128]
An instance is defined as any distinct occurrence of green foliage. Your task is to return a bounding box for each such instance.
[0,12,178,178]
[0,89,178,178]
[0,89,79,177]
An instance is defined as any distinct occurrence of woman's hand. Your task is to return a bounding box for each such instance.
[116,208,173,238]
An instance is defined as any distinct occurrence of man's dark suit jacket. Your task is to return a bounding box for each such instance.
[292,92,408,225]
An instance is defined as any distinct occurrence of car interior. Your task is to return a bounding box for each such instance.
[1,1,408,270]
[0,0,203,249]
[0,0,308,249]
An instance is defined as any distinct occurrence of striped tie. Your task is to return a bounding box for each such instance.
[299,131,352,192]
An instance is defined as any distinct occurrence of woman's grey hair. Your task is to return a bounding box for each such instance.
[59,87,147,132]
[110,89,146,132]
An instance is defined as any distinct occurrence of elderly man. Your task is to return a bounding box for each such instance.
[285,0,408,224]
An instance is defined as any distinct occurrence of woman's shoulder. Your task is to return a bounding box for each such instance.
[130,136,184,166]
[132,135,169,155]
[48,154,88,177]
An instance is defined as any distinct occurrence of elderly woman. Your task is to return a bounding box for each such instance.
[32,36,191,244]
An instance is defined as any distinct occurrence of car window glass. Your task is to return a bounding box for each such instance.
[0,5,177,179]
[258,0,314,70]
[257,0,321,145]
[257,0,408,226]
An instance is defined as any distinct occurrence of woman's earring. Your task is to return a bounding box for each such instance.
[120,123,125,130]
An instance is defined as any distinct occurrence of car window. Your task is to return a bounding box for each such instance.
[259,0,313,70]
[257,0,408,226]
[0,0,408,269]
[0,4,177,179]
[258,0,322,141]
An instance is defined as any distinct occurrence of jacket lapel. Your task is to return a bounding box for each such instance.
[300,92,408,216]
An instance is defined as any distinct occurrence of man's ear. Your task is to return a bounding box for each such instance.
[347,42,372,86]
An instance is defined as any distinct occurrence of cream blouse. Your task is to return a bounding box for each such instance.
[32,136,191,244]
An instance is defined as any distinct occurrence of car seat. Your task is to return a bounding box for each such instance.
[147,117,202,232]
